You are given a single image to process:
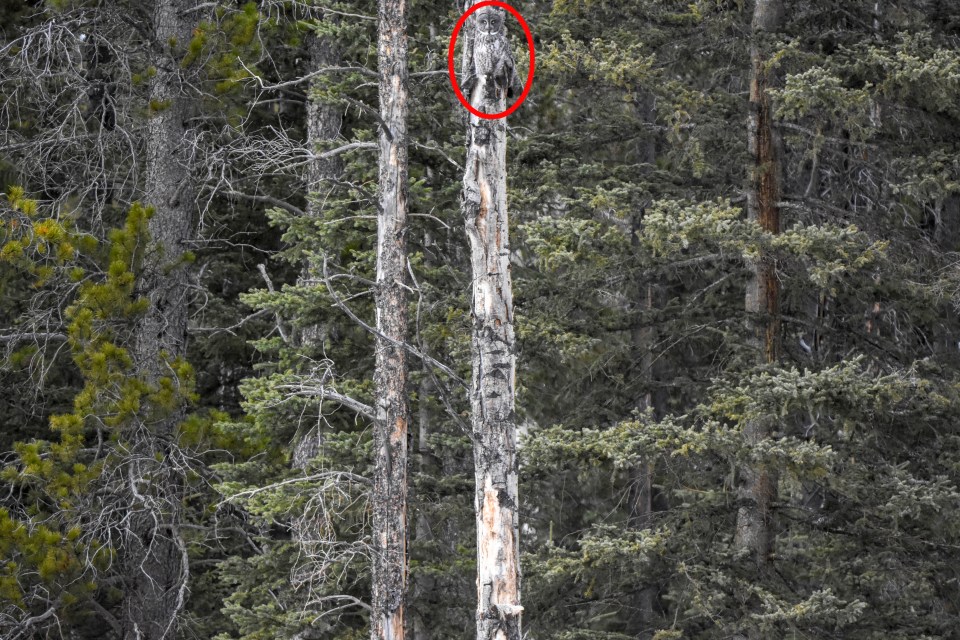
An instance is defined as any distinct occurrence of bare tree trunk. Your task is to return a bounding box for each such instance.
[124,0,198,637]
[460,4,522,639]
[411,221,437,640]
[292,22,345,470]
[735,0,784,571]
[371,0,410,638]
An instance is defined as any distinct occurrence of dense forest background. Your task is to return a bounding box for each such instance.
[2,0,960,639]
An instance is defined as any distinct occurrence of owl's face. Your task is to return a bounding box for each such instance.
[476,8,504,35]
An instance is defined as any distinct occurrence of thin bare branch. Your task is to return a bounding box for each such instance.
[321,257,466,386]
[237,58,377,92]
[278,384,376,421]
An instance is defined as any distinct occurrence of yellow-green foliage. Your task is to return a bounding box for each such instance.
[1,200,204,621]
[1,187,84,281]
[0,506,95,609]
[56,202,201,441]
[183,2,265,98]
[148,98,172,112]
[541,32,657,91]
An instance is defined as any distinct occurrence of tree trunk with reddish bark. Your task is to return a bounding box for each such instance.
[735,0,785,572]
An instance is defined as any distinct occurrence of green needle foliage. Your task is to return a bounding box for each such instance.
[2,1,960,638]
[0,195,220,635]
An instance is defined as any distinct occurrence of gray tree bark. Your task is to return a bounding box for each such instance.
[288,24,348,625]
[629,93,660,640]
[292,21,345,470]
[371,0,411,638]
[630,282,658,640]
[735,0,785,571]
[124,0,198,638]
[460,4,522,639]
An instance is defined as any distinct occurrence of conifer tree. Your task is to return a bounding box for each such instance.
[3,2,960,639]
[735,0,785,576]
[0,193,210,639]
[123,2,201,636]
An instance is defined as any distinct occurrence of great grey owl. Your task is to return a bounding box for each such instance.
[463,7,522,103]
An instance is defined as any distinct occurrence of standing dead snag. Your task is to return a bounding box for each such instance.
[372,0,410,638]
[736,0,785,573]
[460,4,523,639]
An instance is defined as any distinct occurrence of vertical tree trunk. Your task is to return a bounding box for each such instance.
[629,282,657,640]
[289,24,347,620]
[411,226,437,640]
[292,22,345,469]
[371,0,410,638]
[460,4,522,639]
[735,0,784,570]
[139,5,194,369]
[629,94,660,640]
[124,0,197,638]
[630,92,665,640]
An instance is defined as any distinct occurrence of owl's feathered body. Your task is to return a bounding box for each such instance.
[463,7,522,105]
[474,31,510,78]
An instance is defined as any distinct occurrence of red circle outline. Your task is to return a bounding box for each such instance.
[447,1,535,120]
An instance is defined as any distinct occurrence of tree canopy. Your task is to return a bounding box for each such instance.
[2,1,960,639]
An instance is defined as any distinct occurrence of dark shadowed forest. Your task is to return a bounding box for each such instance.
[2,1,960,639]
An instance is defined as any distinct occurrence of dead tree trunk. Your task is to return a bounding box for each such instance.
[460,4,522,639]
[124,0,198,638]
[735,0,784,571]
[371,0,410,638]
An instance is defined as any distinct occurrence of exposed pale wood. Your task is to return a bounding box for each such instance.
[460,3,522,638]
[371,0,411,638]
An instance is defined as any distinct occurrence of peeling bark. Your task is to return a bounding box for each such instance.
[371,0,410,638]
[736,0,785,572]
[460,3,522,638]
